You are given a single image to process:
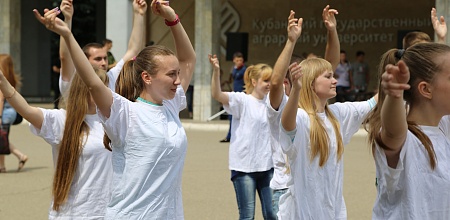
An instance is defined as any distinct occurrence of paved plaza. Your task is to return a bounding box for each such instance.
[0,104,376,220]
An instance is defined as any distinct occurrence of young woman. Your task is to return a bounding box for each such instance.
[279,58,377,219]
[335,50,353,102]
[268,6,340,215]
[34,0,195,218]
[209,54,276,220]
[0,54,27,173]
[0,64,112,218]
[367,42,450,219]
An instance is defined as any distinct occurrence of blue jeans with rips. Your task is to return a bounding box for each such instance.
[232,168,276,220]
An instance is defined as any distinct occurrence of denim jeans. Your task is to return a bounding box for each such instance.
[232,168,276,220]
[272,188,288,218]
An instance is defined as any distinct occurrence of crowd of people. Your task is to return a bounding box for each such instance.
[1,0,450,219]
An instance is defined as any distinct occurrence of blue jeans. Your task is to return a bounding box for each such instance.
[232,168,276,220]
[272,188,288,218]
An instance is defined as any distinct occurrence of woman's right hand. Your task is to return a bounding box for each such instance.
[33,8,71,37]
[290,63,303,90]
[381,61,411,98]
[150,0,176,21]
[60,0,74,21]
[208,54,220,72]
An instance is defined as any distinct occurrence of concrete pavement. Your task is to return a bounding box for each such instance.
[0,104,376,220]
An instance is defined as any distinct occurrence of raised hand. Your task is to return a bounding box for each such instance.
[60,0,74,21]
[287,10,303,42]
[322,5,338,31]
[150,0,176,21]
[381,61,411,98]
[33,8,71,37]
[208,54,220,71]
[133,0,148,16]
[431,7,447,42]
[290,62,303,90]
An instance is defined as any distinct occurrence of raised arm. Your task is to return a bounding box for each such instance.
[209,54,229,105]
[380,61,410,168]
[151,0,196,93]
[270,10,302,110]
[121,0,147,62]
[431,7,447,44]
[34,8,113,117]
[59,0,75,82]
[0,70,43,129]
[281,65,303,131]
[323,5,340,71]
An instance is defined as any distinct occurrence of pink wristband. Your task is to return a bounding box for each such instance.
[165,14,180,26]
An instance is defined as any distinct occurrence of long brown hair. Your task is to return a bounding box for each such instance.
[364,49,398,155]
[52,68,108,211]
[0,54,22,90]
[298,58,344,167]
[103,45,175,150]
[365,43,450,169]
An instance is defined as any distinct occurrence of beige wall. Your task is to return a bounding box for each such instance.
[147,0,435,92]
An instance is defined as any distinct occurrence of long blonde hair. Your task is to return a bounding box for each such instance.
[52,68,108,211]
[0,54,22,90]
[243,64,272,94]
[298,58,344,167]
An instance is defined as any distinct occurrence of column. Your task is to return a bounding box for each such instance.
[106,1,133,59]
[0,0,21,73]
[435,0,450,44]
[193,0,221,121]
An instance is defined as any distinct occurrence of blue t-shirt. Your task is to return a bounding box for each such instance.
[232,65,246,92]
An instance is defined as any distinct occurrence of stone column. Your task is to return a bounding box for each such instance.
[0,0,21,74]
[435,0,450,44]
[193,0,221,121]
[106,1,133,59]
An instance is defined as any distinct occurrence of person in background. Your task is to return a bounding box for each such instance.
[220,51,247,143]
[0,54,27,173]
[351,50,370,100]
[335,50,353,102]
[210,54,276,220]
[103,38,117,70]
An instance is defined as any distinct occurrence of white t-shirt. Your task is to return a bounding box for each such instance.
[373,123,450,219]
[223,92,273,173]
[278,101,372,220]
[29,109,113,219]
[59,59,125,98]
[266,93,290,190]
[98,86,187,219]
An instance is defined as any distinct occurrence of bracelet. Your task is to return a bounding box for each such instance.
[165,14,180,26]
[5,90,16,99]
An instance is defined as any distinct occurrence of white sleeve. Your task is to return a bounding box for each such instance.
[97,92,130,147]
[439,115,450,138]
[163,85,187,113]
[279,109,307,160]
[107,59,125,92]
[329,101,372,145]
[374,134,408,195]
[223,92,246,119]
[59,74,72,100]
[266,94,287,123]
[29,108,66,146]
